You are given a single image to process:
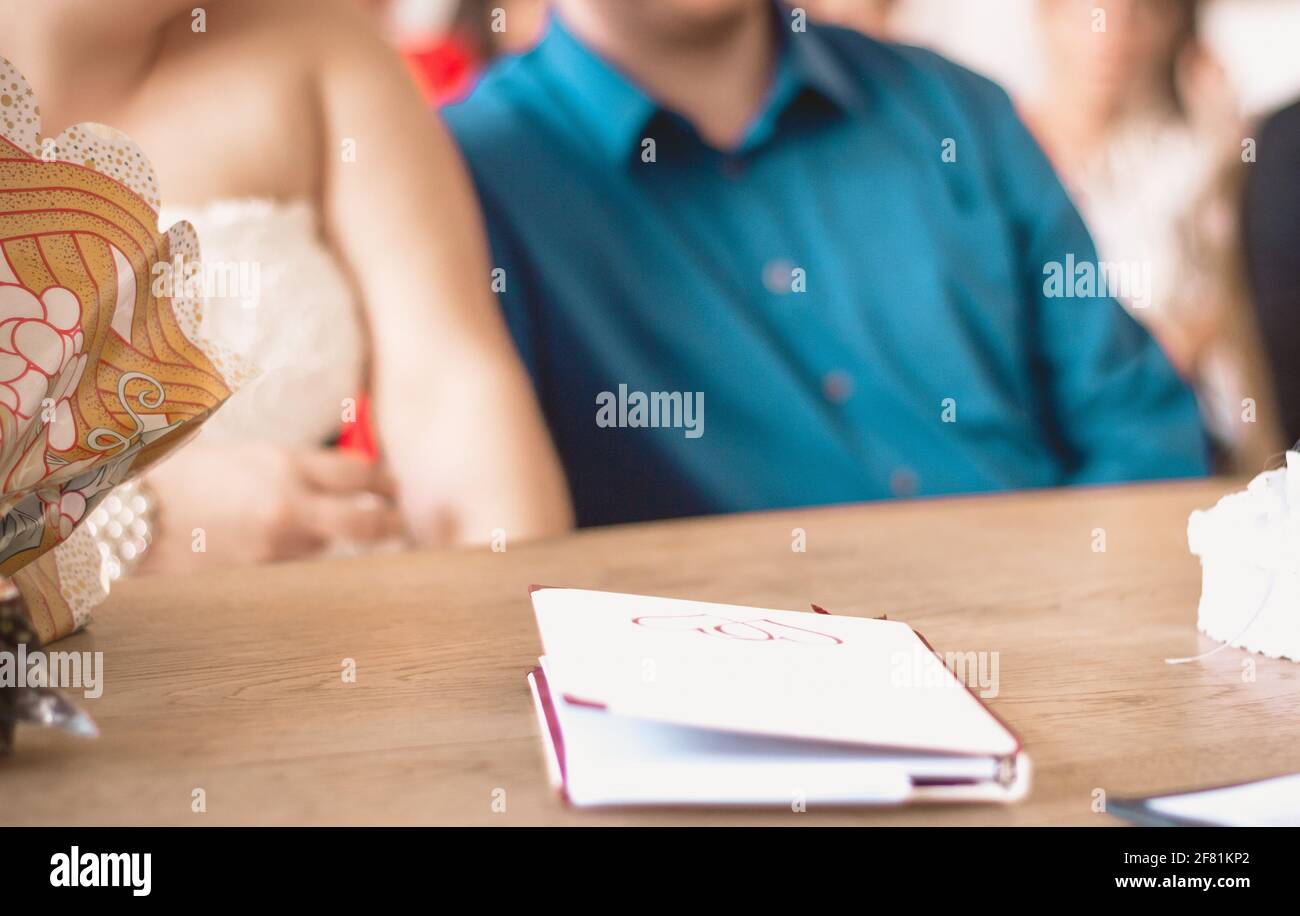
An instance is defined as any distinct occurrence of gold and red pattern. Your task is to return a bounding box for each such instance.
[0,56,243,642]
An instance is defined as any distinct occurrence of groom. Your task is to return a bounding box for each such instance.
[446,0,1208,526]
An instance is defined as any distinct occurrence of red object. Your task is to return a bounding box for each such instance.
[400,34,483,106]
[338,391,378,460]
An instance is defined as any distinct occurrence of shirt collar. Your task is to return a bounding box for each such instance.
[534,15,661,166]
[781,18,866,118]
[535,7,864,166]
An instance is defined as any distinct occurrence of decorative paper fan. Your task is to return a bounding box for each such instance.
[0,56,248,645]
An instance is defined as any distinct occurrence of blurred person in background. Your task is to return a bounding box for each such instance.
[2,0,573,573]
[1243,99,1300,448]
[1026,0,1283,472]
[367,0,549,104]
[446,0,1208,528]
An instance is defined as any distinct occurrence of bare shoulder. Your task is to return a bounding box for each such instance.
[138,0,393,203]
[244,0,453,164]
[195,0,396,69]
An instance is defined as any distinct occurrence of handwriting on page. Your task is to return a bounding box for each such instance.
[631,613,844,646]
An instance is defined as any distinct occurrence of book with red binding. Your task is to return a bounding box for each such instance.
[526,587,1030,808]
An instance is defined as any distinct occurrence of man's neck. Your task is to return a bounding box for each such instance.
[555,1,778,151]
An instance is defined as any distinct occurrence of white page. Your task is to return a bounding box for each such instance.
[532,588,1018,758]
[1146,774,1300,826]
[540,658,1000,807]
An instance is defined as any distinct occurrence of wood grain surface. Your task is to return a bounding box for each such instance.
[5,477,1297,825]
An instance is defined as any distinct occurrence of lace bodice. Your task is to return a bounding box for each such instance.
[158,198,366,445]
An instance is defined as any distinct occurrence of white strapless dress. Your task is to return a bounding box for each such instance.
[157,198,366,444]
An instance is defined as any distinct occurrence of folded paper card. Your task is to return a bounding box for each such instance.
[0,56,249,644]
[526,587,1030,808]
[1112,773,1300,827]
[1188,451,1300,661]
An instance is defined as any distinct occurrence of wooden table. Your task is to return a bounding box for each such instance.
[4,477,1297,826]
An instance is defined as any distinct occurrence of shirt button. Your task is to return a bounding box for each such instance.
[890,467,919,497]
[763,259,794,294]
[721,155,746,178]
[821,369,853,404]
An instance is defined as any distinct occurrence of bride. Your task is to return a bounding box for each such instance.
[1,0,573,573]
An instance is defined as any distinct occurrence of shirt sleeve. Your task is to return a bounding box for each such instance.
[977,81,1210,483]
[472,180,543,389]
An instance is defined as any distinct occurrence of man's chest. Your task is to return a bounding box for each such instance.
[518,129,1030,390]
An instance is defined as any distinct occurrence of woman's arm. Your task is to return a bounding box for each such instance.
[312,0,573,545]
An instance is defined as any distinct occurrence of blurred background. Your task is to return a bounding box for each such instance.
[365,0,1300,474]
[903,0,1300,118]
[369,0,1300,117]
[2,0,1297,578]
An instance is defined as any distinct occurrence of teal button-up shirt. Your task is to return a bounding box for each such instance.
[445,13,1209,526]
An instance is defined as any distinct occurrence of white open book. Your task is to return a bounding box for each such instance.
[526,587,1030,808]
